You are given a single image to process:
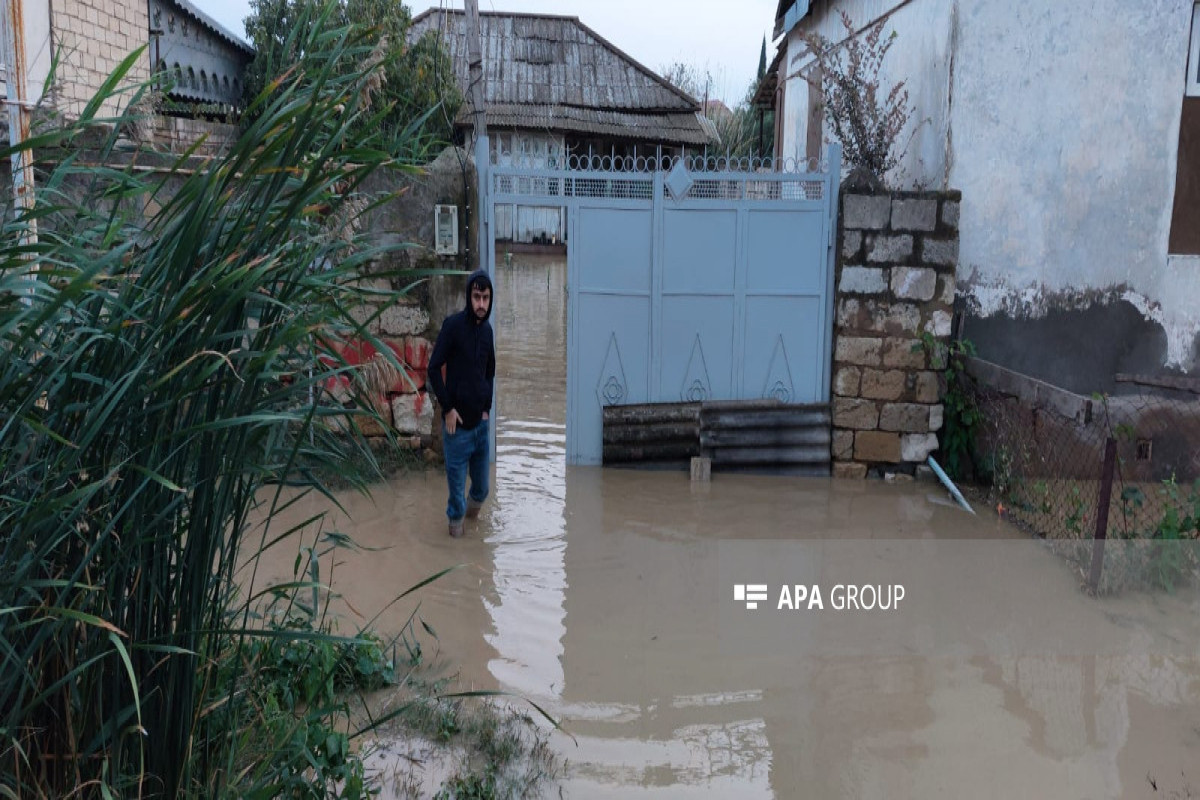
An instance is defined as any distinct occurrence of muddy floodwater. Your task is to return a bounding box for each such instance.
[256,257,1200,798]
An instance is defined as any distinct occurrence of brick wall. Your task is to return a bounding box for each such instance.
[51,0,151,118]
[831,189,961,479]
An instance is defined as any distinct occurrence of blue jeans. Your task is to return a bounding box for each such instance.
[443,418,489,521]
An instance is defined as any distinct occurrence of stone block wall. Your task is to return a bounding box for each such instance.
[51,0,151,118]
[831,189,961,479]
[324,146,476,454]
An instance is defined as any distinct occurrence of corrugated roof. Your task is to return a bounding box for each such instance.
[173,0,255,54]
[410,8,715,145]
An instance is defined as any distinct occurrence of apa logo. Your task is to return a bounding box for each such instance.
[733,584,769,610]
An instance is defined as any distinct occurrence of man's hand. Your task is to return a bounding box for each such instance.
[482,411,489,421]
[445,408,463,435]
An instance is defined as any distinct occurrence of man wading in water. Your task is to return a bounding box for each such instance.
[428,269,496,538]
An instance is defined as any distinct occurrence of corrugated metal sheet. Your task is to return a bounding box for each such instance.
[603,400,832,475]
[410,9,715,146]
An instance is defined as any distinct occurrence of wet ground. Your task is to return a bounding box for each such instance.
[256,257,1200,798]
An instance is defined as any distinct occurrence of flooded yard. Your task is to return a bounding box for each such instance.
[256,257,1200,798]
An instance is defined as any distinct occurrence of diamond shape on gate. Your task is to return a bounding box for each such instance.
[664,159,693,200]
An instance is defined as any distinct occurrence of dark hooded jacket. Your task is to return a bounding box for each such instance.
[427,269,495,430]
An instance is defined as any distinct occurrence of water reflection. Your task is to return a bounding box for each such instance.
[486,257,569,698]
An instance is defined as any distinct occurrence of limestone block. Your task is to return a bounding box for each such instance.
[924,310,953,337]
[391,391,434,435]
[842,231,863,259]
[941,200,960,228]
[881,337,927,369]
[836,298,866,330]
[891,198,937,231]
[843,194,891,230]
[833,366,862,397]
[879,304,922,336]
[855,431,902,462]
[867,235,914,263]
[840,300,921,337]
[839,266,887,294]
[834,461,869,479]
[834,397,879,430]
[891,267,937,301]
[834,336,882,366]
[929,403,944,431]
[922,238,959,266]
[937,273,957,304]
[880,403,932,433]
[914,371,941,403]
[861,369,906,401]
[832,430,855,460]
[901,433,940,462]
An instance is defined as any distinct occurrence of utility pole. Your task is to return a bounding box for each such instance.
[463,0,489,274]
[1,0,38,266]
[462,0,494,462]
[463,0,486,146]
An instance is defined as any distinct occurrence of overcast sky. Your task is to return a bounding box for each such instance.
[199,0,780,106]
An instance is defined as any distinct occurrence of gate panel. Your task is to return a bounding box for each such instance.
[570,206,653,464]
[743,295,825,404]
[745,210,827,295]
[660,296,736,402]
[662,209,737,294]
[486,148,842,466]
[575,207,652,293]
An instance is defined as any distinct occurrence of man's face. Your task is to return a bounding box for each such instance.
[471,283,491,321]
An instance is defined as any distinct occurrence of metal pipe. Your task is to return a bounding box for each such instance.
[926,455,975,515]
[1087,437,1118,593]
[2,0,38,273]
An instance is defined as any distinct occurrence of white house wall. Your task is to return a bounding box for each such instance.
[948,0,1197,374]
[783,0,952,183]
[780,0,1200,384]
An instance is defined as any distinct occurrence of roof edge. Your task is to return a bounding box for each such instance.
[412,8,582,25]
[173,0,255,54]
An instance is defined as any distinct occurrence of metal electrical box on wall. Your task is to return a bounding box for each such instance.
[434,204,459,255]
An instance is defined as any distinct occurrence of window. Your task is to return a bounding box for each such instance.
[1168,3,1200,254]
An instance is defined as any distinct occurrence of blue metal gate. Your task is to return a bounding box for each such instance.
[481,148,842,466]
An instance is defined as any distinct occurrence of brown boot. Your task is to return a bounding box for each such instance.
[448,518,465,538]
[466,498,484,519]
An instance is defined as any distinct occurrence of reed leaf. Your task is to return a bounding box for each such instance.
[1,7,428,796]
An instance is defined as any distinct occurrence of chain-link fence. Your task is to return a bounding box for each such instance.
[968,368,1200,593]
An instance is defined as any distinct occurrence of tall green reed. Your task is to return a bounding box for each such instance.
[0,7,428,796]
